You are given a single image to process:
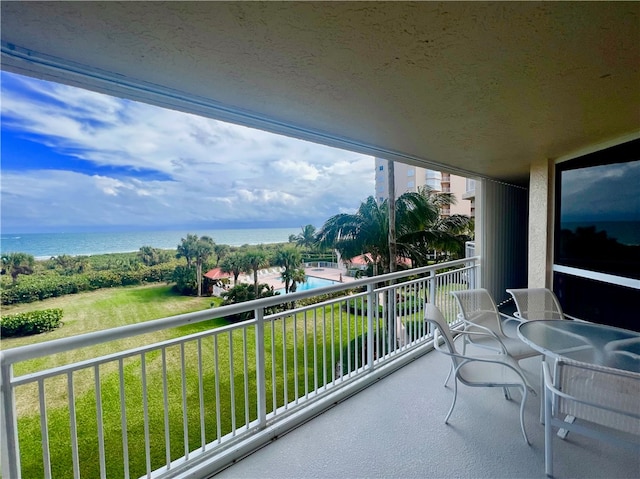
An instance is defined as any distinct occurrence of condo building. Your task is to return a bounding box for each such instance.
[374,158,474,217]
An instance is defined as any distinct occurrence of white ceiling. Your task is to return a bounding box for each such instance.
[2,1,639,184]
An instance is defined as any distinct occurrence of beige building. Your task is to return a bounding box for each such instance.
[375,158,473,217]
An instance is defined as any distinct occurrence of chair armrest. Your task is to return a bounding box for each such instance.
[499,311,523,322]
[460,317,501,338]
[457,355,536,395]
[454,329,509,354]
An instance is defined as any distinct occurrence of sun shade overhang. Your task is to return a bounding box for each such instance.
[2,2,639,184]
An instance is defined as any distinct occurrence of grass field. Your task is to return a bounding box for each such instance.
[2,284,219,377]
[3,283,372,478]
[2,284,232,477]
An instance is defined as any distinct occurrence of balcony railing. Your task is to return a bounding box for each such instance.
[1,258,478,479]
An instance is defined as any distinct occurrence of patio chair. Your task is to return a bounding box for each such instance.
[542,358,640,477]
[506,288,565,321]
[506,287,567,423]
[425,304,533,444]
[451,289,540,361]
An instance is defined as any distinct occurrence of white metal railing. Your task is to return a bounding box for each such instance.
[303,261,340,269]
[465,241,475,259]
[1,258,479,479]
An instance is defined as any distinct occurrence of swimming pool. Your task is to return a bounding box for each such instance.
[276,276,337,294]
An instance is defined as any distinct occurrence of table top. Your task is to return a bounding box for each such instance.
[517,320,640,373]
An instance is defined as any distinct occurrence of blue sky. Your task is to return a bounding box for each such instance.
[1,71,374,234]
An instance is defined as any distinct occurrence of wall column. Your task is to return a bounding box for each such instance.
[528,158,553,288]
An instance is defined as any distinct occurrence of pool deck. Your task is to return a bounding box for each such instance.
[236,265,355,290]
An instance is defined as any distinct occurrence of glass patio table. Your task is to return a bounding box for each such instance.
[517,319,640,373]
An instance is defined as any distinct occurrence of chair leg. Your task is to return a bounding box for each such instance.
[540,359,545,424]
[444,363,453,387]
[445,378,458,424]
[503,386,512,400]
[519,385,530,445]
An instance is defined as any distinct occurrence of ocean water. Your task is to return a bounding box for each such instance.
[0,228,301,259]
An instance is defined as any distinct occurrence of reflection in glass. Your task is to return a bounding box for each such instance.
[557,156,640,280]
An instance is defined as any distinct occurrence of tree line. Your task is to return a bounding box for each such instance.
[1,186,472,306]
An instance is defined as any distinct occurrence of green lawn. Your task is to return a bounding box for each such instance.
[3,284,371,479]
[2,284,219,380]
[2,285,227,478]
[2,284,216,348]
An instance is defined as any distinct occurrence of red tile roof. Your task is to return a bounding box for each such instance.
[348,254,412,266]
[204,267,231,280]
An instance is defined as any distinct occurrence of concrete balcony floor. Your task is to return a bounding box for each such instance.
[214,348,639,479]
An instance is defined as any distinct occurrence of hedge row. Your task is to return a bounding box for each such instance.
[1,263,176,305]
[0,308,63,338]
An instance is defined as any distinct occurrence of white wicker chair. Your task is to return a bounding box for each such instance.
[506,288,565,321]
[425,304,533,444]
[542,357,640,477]
[451,289,540,361]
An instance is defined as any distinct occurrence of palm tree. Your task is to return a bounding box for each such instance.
[293,224,317,249]
[214,244,231,266]
[400,187,474,265]
[317,188,471,351]
[1,252,35,283]
[274,246,302,293]
[288,267,307,293]
[317,188,472,274]
[387,160,397,274]
[137,246,162,266]
[176,234,199,268]
[220,252,244,286]
[176,234,216,297]
[317,196,391,274]
[242,249,268,296]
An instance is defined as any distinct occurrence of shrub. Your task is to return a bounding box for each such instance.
[172,265,197,295]
[144,263,176,282]
[1,264,179,305]
[86,270,122,289]
[0,308,63,338]
[220,283,283,321]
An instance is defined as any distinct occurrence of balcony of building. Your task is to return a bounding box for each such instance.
[3,258,637,479]
[215,345,638,479]
[1,260,475,478]
[1,4,638,477]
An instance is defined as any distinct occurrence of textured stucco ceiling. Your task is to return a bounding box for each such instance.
[2,1,639,184]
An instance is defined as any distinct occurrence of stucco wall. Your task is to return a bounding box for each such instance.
[528,158,553,288]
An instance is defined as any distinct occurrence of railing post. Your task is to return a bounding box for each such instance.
[388,283,399,352]
[428,270,436,306]
[1,360,20,479]
[469,259,477,290]
[254,308,267,428]
[366,284,375,371]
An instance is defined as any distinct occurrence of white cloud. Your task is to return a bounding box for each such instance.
[1,73,374,231]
